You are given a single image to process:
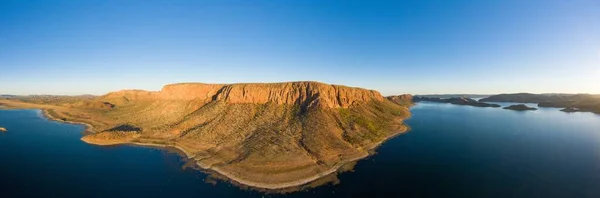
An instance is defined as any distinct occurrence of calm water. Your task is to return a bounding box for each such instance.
[1,103,600,198]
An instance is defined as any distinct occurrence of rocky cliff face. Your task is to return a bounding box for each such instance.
[215,82,384,108]
[101,82,384,109]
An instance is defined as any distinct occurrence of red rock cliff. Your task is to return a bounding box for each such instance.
[100,81,384,109]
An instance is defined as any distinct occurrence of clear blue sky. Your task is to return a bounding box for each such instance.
[1,0,598,95]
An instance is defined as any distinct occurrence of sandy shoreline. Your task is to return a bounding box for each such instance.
[32,107,408,190]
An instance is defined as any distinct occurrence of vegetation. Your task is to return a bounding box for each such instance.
[0,81,411,190]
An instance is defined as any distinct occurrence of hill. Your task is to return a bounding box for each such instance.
[386,94,413,106]
[0,81,411,191]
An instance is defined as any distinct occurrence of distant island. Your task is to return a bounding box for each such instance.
[0,127,6,132]
[414,96,501,108]
[480,93,600,114]
[415,94,491,99]
[503,104,537,111]
[0,81,412,191]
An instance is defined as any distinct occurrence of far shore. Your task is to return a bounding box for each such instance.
[2,103,410,191]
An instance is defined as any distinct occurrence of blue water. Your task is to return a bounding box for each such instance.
[1,103,600,198]
[0,109,262,198]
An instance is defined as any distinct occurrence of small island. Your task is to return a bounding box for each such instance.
[0,127,6,132]
[503,104,537,111]
[560,107,581,113]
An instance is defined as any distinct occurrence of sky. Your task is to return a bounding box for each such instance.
[0,0,599,96]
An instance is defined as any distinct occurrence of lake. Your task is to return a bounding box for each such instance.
[1,102,599,197]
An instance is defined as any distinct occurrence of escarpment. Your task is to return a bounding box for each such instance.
[215,82,384,108]
[15,81,411,190]
[101,82,384,109]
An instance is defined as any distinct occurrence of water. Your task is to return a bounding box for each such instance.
[1,103,600,198]
[0,109,262,198]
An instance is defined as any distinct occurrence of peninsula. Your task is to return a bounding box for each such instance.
[0,81,412,191]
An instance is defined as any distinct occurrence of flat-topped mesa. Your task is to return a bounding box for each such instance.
[101,82,384,109]
[214,82,384,108]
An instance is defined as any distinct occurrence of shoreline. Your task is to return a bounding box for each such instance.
[34,107,409,190]
[40,109,96,133]
[208,126,408,190]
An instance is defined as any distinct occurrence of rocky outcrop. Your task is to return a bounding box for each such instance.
[100,82,384,109]
[215,82,384,108]
[503,104,537,111]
